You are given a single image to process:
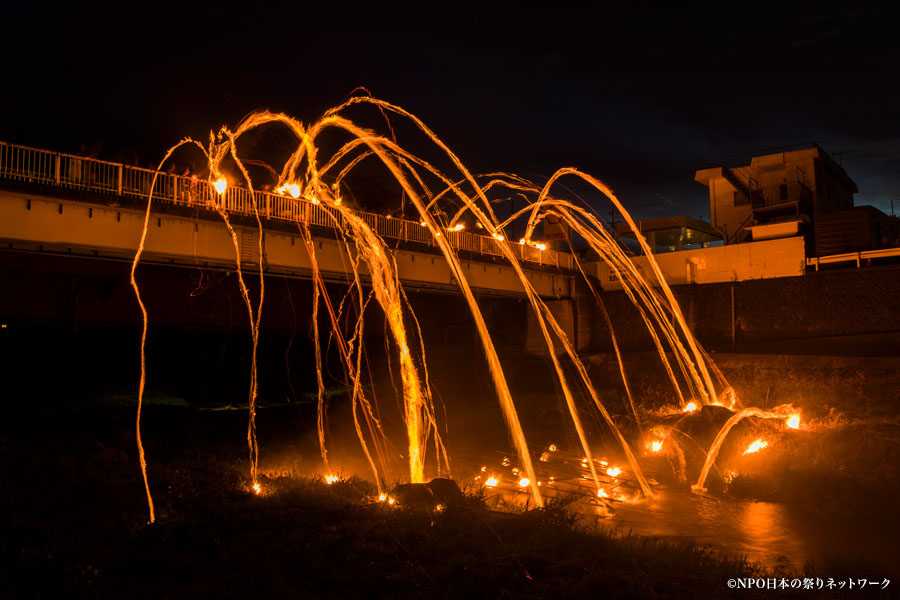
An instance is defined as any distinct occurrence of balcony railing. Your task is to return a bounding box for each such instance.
[0,141,572,270]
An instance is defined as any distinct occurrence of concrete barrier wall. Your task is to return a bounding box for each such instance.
[590,264,900,356]
[594,236,806,291]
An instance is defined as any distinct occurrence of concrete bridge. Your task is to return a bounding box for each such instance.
[0,141,576,299]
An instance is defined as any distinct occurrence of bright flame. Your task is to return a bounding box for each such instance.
[325,475,339,484]
[684,402,697,412]
[786,415,800,430]
[518,477,530,488]
[742,438,768,455]
[287,183,300,198]
[651,440,663,453]
[597,488,608,498]
[252,483,262,495]
[535,243,547,251]
[606,467,621,477]
[492,233,504,241]
[388,497,395,505]
[378,493,387,502]
[450,223,465,231]
[549,444,557,452]
[213,177,227,195]
[485,477,498,487]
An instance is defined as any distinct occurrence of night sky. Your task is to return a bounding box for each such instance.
[3,4,899,220]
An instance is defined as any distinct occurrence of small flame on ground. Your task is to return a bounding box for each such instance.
[213,177,227,195]
[549,444,557,452]
[606,467,621,477]
[742,438,768,455]
[540,451,550,462]
[786,415,800,429]
[684,402,697,413]
[518,478,530,488]
[485,477,498,487]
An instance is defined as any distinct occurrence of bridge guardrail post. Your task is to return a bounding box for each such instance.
[55,154,61,184]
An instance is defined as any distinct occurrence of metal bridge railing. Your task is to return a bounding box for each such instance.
[0,141,573,270]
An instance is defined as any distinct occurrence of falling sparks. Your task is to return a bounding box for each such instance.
[123,94,758,519]
[786,414,800,429]
[742,438,769,456]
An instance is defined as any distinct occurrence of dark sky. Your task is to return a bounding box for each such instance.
[3,4,899,220]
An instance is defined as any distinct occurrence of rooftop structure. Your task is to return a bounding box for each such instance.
[614,215,722,252]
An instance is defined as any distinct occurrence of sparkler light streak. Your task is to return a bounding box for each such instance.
[128,95,759,519]
[742,438,769,455]
[692,405,797,492]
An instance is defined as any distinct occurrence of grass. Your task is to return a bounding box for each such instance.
[0,401,819,599]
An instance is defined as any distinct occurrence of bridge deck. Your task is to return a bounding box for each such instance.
[0,142,575,298]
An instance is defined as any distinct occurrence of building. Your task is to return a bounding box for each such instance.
[694,143,858,248]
